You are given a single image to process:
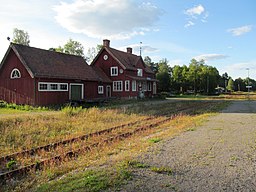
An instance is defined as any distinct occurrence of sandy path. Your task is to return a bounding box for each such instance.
[117,100,256,192]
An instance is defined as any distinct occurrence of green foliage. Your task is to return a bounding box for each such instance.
[36,162,132,192]
[156,58,171,92]
[227,78,234,91]
[6,160,17,169]
[12,28,30,46]
[148,138,161,143]
[86,44,103,63]
[61,106,83,116]
[150,166,173,175]
[0,101,48,111]
[53,38,85,58]
[127,160,149,168]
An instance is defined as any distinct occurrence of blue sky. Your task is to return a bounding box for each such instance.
[0,0,255,79]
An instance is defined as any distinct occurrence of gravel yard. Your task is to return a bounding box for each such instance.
[117,100,256,192]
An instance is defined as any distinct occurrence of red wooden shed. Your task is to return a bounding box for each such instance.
[0,43,111,106]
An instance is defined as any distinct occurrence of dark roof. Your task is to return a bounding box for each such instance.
[6,43,110,82]
[98,47,154,74]
[92,66,112,83]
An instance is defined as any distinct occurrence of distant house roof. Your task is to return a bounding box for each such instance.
[92,42,154,74]
[1,43,111,82]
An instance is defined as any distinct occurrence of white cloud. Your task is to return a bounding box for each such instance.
[184,4,208,28]
[227,25,253,36]
[119,43,158,55]
[194,54,229,61]
[185,4,205,16]
[53,0,162,39]
[184,21,195,28]
[222,61,256,79]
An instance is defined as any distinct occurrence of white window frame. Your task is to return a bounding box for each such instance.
[147,82,151,91]
[98,86,104,94]
[137,68,143,77]
[110,66,118,76]
[132,80,136,92]
[113,81,123,92]
[125,80,130,91]
[10,68,21,79]
[153,82,157,94]
[142,82,147,91]
[38,82,68,92]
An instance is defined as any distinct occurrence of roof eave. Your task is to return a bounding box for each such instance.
[11,44,35,78]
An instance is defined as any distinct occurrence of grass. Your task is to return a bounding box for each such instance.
[0,107,146,155]
[148,138,162,143]
[150,166,173,175]
[36,162,132,192]
[0,100,228,192]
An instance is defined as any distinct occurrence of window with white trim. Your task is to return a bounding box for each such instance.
[113,81,123,92]
[137,69,143,77]
[110,66,118,76]
[50,84,58,90]
[60,84,68,90]
[153,82,157,94]
[10,68,21,79]
[125,80,130,91]
[142,82,147,91]
[147,82,151,91]
[98,86,104,94]
[132,80,136,91]
[38,82,68,91]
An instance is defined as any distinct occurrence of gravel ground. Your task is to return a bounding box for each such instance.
[115,100,256,192]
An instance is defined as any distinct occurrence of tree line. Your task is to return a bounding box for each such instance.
[144,56,255,94]
[10,28,255,93]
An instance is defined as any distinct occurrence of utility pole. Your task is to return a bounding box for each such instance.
[139,42,142,56]
[246,68,250,98]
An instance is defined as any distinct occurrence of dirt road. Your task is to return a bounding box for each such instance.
[118,100,256,191]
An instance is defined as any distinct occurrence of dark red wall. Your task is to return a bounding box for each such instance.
[93,50,156,98]
[0,50,35,105]
[0,49,111,106]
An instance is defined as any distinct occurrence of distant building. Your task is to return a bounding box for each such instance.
[91,40,157,99]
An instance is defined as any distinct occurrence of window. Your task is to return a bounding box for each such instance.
[147,82,151,91]
[38,82,68,91]
[125,80,130,91]
[111,66,118,76]
[50,84,58,90]
[113,81,123,92]
[98,86,104,94]
[10,68,21,79]
[153,82,157,94]
[60,84,68,91]
[132,80,136,92]
[142,82,147,91]
[39,83,48,90]
[137,69,143,77]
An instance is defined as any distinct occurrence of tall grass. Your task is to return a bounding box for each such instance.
[0,107,146,155]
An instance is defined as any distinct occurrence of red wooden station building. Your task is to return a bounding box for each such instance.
[0,40,157,106]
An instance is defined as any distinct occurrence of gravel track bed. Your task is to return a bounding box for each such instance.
[115,100,256,192]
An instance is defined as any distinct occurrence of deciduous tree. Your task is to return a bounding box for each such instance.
[12,28,30,46]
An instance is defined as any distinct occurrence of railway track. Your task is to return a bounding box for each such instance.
[0,101,221,183]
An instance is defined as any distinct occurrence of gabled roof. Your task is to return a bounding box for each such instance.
[92,65,112,83]
[1,43,111,82]
[92,45,155,74]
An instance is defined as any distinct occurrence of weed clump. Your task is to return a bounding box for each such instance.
[61,106,83,116]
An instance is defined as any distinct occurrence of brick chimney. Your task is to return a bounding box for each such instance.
[103,39,110,47]
[127,47,132,54]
